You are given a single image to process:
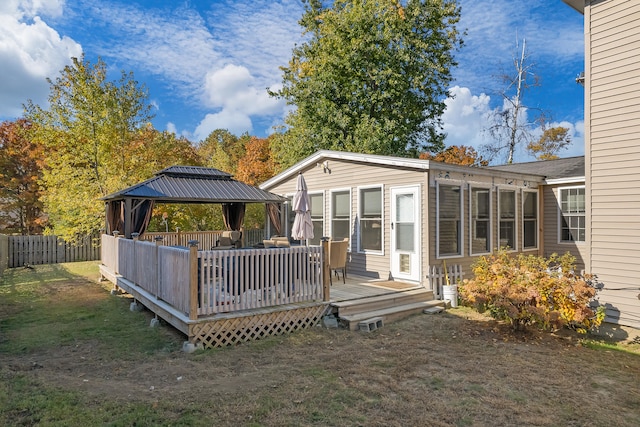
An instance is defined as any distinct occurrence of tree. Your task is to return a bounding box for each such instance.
[483,38,542,164]
[235,136,276,186]
[419,145,488,166]
[196,129,247,174]
[25,55,155,240]
[527,126,571,160]
[270,0,463,168]
[0,119,46,234]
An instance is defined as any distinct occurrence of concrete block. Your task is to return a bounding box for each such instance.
[322,314,339,329]
[358,316,383,332]
[182,341,204,353]
[423,306,445,314]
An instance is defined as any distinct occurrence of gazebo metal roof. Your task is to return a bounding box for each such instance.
[102,166,285,204]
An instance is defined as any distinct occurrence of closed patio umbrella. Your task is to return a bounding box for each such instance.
[291,172,314,243]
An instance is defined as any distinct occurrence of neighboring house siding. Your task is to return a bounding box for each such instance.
[542,185,587,273]
[587,0,640,327]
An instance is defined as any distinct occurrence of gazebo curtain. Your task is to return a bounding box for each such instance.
[131,199,154,236]
[106,201,124,235]
[266,203,282,236]
[106,199,154,237]
[222,202,246,231]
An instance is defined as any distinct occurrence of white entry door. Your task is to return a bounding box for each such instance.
[390,185,421,282]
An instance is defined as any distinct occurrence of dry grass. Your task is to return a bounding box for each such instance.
[1,262,639,426]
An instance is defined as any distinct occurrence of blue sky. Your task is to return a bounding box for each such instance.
[0,0,585,163]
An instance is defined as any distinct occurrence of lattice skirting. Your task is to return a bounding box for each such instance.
[189,304,329,348]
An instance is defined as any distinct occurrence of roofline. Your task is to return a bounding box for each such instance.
[562,0,584,14]
[260,150,547,190]
[545,176,585,185]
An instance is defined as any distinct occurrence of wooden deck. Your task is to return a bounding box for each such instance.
[329,275,422,301]
[99,233,446,349]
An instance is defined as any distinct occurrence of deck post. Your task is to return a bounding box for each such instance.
[188,240,199,320]
[321,238,330,301]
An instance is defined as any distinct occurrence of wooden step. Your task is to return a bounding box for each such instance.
[339,300,446,331]
[331,288,434,317]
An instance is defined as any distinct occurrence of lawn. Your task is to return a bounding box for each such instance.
[1,262,639,426]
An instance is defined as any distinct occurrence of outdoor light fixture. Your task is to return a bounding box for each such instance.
[576,71,585,86]
[317,161,331,174]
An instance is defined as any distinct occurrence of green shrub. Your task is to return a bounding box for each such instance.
[459,250,605,332]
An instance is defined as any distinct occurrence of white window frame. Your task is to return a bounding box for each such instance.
[357,184,384,254]
[522,189,539,250]
[308,191,324,245]
[436,181,463,259]
[498,187,517,252]
[330,188,352,241]
[558,185,586,244]
[469,185,492,256]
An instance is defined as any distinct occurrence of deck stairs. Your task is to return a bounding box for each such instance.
[330,288,446,331]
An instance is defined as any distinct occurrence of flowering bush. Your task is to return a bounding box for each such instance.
[459,250,605,333]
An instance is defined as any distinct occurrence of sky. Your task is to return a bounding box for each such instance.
[0,0,585,164]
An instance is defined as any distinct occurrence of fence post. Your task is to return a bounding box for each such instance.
[321,238,330,301]
[188,240,199,320]
[0,235,8,275]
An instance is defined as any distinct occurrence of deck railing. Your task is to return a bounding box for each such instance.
[102,234,327,318]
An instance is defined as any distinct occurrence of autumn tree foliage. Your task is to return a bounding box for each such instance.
[235,136,276,186]
[0,119,46,234]
[25,55,156,239]
[419,145,488,166]
[270,0,463,168]
[196,129,247,174]
[527,126,571,160]
[459,250,605,333]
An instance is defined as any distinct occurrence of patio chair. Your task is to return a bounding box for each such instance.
[329,238,349,285]
[215,230,242,249]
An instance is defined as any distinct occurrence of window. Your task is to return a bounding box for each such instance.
[309,193,323,245]
[560,187,585,242]
[331,190,351,240]
[438,183,462,257]
[470,187,491,254]
[499,189,516,250]
[359,186,382,252]
[523,191,538,249]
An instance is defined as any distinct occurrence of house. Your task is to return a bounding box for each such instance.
[564,0,640,329]
[260,151,588,296]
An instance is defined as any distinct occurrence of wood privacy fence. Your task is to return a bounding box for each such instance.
[1,233,101,269]
[140,229,266,249]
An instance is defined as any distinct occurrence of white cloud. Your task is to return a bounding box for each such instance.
[165,122,177,135]
[0,0,81,118]
[442,86,492,149]
[204,64,284,115]
[72,0,302,139]
[442,86,584,163]
[194,110,253,142]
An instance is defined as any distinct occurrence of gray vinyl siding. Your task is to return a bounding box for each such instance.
[587,0,640,327]
[541,185,587,272]
[265,159,428,281]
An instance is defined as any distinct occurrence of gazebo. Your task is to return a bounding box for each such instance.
[100,165,285,239]
[99,166,330,349]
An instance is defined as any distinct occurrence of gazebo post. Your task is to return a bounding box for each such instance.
[124,198,133,239]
